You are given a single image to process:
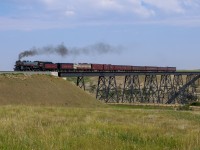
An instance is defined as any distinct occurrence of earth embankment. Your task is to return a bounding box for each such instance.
[0,74,102,107]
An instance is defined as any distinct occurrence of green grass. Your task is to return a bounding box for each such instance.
[109,104,175,110]
[0,105,200,150]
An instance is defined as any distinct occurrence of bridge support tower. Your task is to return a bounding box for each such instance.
[158,75,173,104]
[122,75,141,103]
[143,75,159,103]
[77,76,85,90]
[96,76,118,103]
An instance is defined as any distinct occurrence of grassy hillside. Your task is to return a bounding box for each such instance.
[0,106,199,150]
[0,74,102,107]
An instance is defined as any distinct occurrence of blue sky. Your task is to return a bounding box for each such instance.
[1,0,200,70]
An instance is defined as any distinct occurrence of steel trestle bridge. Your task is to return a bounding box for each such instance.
[59,71,200,104]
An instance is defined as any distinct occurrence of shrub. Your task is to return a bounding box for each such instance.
[190,102,200,106]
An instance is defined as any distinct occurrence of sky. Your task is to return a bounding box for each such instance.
[1,0,200,70]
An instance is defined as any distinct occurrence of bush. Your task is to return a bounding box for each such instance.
[177,102,200,111]
[177,104,192,111]
[190,102,200,106]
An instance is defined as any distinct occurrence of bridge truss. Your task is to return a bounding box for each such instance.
[59,72,200,104]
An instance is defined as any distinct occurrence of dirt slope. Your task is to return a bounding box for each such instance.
[0,74,102,107]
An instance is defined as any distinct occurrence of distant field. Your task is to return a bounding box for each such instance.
[0,105,199,150]
[177,70,200,72]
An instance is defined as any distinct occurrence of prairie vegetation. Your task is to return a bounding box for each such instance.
[0,106,200,149]
[0,74,200,149]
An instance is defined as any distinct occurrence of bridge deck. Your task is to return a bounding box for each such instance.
[58,71,200,77]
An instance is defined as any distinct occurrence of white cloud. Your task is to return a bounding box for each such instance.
[64,10,75,17]
[34,0,200,18]
[129,0,155,17]
[143,0,184,14]
[1,0,200,30]
[95,0,123,10]
[182,0,200,8]
[0,16,71,31]
[41,0,57,6]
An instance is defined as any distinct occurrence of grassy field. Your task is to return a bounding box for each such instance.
[0,105,199,150]
[177,70,200,72]
[0,74,200,149]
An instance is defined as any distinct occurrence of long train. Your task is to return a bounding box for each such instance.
[14,60,176,72]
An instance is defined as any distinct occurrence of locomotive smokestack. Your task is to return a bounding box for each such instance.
[18,43,121,59]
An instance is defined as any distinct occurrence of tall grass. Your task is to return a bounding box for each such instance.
[0,106,199,150]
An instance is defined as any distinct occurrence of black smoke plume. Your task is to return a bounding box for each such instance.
[18,43,121,60]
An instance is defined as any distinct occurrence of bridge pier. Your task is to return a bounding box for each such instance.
[167,74,200,104]
[186,74,197,94]
[143,75,159,103]
[122,75,141,103]
[182,74,198,103]
[173,74,184,103]
[122,75,133,103]
[106,76,118,103]
[96,76,118,103]
[77,76,85,90]
[158,75,173,104]
[96,76,108,100]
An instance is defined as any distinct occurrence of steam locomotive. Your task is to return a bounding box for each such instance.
[14,60,176,72]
